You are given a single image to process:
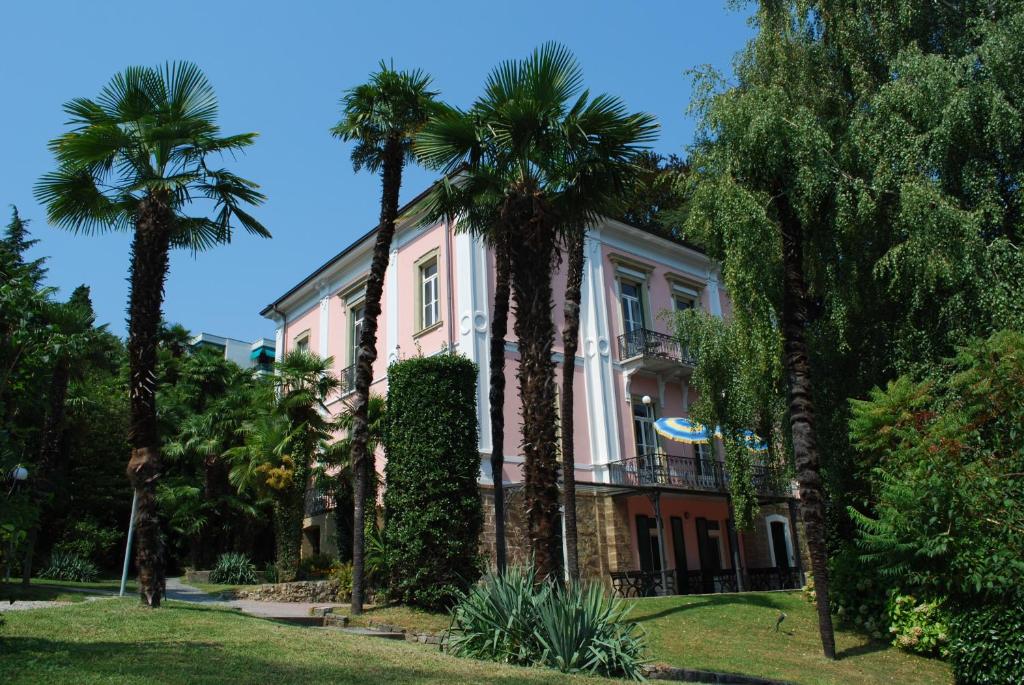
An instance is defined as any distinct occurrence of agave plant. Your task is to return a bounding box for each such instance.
[446,565,647,680]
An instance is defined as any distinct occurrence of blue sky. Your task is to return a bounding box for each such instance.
[1,1,753,340]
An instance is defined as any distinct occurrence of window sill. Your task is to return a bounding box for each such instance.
[413,321,444,339]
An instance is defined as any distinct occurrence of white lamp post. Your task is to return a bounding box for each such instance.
[5,466,28,583]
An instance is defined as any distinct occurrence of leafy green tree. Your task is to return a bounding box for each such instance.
[617,151,691,242]
[21,286,106,583]
[36,62,268,606]
[417,42,657,580]
[673,309,786,531]
[331,63,443,613]
[227,351,338,581]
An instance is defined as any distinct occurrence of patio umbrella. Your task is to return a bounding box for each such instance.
[740,429,769,452]
[653,417,720,444]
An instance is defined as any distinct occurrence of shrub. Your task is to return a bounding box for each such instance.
[334,562,353,600]
[383,353,483,609]
[886,592,949,658]
[40,550,98,583]
[447,565,648,681]
[262,562,278,584]
[949,600,1024,685]
[828,548,887,639]
[53,519,121,567]
[297,553,339,580]
[209,552,258,585]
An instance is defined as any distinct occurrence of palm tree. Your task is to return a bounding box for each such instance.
[163,354,262,568]
[417,43,657,580]
[326,394,385,562]
[330,63,442,614]
[227,351,338,581]
[35,62,269,607]
[559,227,585,580]
[489,233,511,574]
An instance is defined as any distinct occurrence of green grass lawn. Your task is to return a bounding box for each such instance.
[347,604,452,634]
[0,599,606,684]
[630,591,951,685]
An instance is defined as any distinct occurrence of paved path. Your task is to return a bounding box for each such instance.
[164,577,345,619]
[0,600,73,612]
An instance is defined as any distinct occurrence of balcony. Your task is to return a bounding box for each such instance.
[617,328,696,373]
[607,453,793,498]
[339,363,356,396]
[304,487,336,516]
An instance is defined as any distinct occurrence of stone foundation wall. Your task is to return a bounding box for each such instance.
[479,487,633,587]
[232,580,340,603]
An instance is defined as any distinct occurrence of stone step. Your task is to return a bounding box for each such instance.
[335,626,406,640]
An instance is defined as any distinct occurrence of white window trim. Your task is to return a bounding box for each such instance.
[348,300,366,368]
[414,249,442,335]
[765,513,796,568]
[293,329,311,352]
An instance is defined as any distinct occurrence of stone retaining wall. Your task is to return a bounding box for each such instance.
[231,580,340,603]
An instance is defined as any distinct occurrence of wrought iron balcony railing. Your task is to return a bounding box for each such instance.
[304,488,335,516]
[607,453,792,497]
[617,328,696,365]
[339,363,356,396]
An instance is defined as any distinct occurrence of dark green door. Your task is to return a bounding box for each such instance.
[670,516,687,594]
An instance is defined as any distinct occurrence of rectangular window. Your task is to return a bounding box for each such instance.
[632,399,660,472]
[420,259,439,330]
[674,295,696,312]
[350,304,365,366]
[620,281,645,333]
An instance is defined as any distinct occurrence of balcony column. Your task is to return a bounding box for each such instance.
[647,491,670,595]
[788,498,805,585]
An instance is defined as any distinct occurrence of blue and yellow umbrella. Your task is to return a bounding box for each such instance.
[654,418,768,452]
[653,417,719,444]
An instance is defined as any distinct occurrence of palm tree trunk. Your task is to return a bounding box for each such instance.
[506,201,561,581]
[560,229,585,582]
[126,193,173,608]
[351,138,404,615]
[489,235,511,574]
[21,359,70,585]
[778,195,836,659]
[273,489,304,582]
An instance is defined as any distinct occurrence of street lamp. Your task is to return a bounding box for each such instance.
[641,395,652,406]
[4,465,28,583]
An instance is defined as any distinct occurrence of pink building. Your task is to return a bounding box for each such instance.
[261,185,804,596]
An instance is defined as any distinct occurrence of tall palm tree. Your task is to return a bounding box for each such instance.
[417,43,657,580]
[330,63,442,614]
[489,233,511,574]
[326,394,385,562]
[559,227,585,580]
[35,62,269,607]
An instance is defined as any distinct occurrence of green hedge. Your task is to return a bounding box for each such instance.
[382,353,483,609]
[949,599,1024,685]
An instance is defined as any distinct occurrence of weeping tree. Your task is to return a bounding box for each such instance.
[684,3,846,657]
[331,63,443,614]
[36,62,268,606]
[417,42,657,580]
